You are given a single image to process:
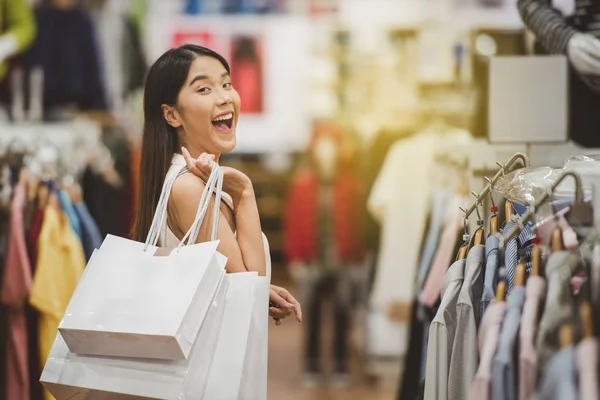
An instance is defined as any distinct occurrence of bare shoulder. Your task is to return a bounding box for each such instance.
[170,173,207,206]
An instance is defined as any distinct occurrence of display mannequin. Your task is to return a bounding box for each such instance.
[518,0,600,147]
[283,122,365,387]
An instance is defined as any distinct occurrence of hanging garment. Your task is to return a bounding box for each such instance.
[416,188,450,288]
[420,195,470,307]
[423,259,465,400]
[535,251,573,380]
[72,201,102,261]
[502,221,535,292]
[29,204,85,400]
[518,275,546,400]
[0,184,31,400]
[469,300,507,400]
[577,337,599,400]
[491,286,526,400]
[25,4,107,113]
[26,205,44,400]
[535,346,579,400]
[57,190,82,241]
[0,193,10,400]
[481,232,501,319]
[448,244,485,400]
[283,170,364,264]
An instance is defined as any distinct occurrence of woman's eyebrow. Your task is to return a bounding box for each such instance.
[189,72,230,87]
[189,75,208,87]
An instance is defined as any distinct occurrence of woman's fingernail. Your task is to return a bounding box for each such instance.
[288,303,294,307]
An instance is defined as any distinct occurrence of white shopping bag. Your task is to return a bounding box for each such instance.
[59,164,227,361]
[202,272,260,400]
[238,276,270,400]
[41,264,229,400]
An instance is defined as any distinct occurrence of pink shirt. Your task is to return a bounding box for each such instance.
[1,184,32,400]
[518,275,546,400]
[469,300,507,400]
[420,195,469,307]
[577,338,599,400]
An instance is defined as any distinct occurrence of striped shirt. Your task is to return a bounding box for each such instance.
[518,0,600,91]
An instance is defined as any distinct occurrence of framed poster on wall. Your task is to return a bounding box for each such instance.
[145,15,311,153]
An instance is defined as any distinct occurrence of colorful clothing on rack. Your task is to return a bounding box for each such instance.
[469,300,507,400]
[420,195,469,307]
[481,232,501,319]
[0,185,31,400]
[535,346,578,400]
[535,251,574,381]
[73,201,102,260]
[424,259,465,400]
[577,338,599,400]
[448,243,485,400]
[519,275,546,400]
[491,286,526,400]
[29,204,85,400]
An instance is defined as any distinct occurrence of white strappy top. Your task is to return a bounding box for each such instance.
[161,154,272,281]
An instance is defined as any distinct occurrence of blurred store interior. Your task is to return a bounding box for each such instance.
[3,0,600,399]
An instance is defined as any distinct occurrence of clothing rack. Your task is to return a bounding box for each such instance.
[0,120,102,152]
[501,171,586,246]
[459,152,530,220]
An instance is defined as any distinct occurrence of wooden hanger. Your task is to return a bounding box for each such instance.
[490,214,499,235]
[580,301,594,339]
[457,244,467,260]
[559,323,574,348]
[473,228,484,246]
[505,200,513,224]
[531,239,543,277]
[552,227,564,252]
[496,279,507,301]
[515,262,527,287]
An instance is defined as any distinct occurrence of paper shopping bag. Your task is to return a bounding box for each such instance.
[202,272,259,400]
[41,265,228,400]
[58,163,227,361]
[238,276,270,400]
[58,235,224,360]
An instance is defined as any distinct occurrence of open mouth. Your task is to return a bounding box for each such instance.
[211,112,234,132]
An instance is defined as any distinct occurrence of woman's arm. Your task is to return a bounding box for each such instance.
[232,188,267,277]
[170,173,263,274]
[174,149,266,276]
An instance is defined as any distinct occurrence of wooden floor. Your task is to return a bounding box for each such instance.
[267,275,397,400]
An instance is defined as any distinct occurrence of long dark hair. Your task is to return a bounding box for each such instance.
[131,45,230,242]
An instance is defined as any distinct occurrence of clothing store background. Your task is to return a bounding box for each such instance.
[1,0,599,399]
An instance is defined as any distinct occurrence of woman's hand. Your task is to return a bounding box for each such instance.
[181,147,253,204]
[269,284,302,326]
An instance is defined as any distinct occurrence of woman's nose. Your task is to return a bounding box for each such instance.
[218,93,233,106]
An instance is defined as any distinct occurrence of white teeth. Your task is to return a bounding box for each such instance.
[212,113,233,122]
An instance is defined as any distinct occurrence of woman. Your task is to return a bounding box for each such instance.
[132,44,301,325]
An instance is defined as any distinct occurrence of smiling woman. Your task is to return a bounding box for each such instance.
[131,44,302,331]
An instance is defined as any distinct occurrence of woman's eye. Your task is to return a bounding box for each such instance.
[198,87,210,93]
[223,82,232,89]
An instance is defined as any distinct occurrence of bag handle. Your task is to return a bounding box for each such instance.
[177,165,223,250]
[144,163,222,250]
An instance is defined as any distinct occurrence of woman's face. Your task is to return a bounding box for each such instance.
[164,56,241,158]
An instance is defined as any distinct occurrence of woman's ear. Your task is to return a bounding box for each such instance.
[162,104,182,128]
